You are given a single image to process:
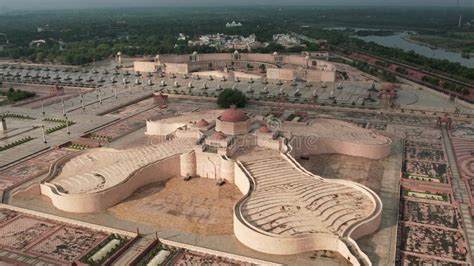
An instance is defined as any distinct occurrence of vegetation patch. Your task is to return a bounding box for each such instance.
[0,88,36,103]
[80,234,128,266]
[44,118,75,134]
[217,88,247,108]
[1,113,34,120]
[0,136,34,151]
[136,243,178,266]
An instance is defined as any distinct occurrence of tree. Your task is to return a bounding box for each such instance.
[217,88,247,108]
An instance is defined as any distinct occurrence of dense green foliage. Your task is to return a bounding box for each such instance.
[0,88,36,102]
[0,8,317,65]
[217,88,247,108]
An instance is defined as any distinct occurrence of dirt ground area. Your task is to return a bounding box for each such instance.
[109,176,242,236]
[298,154,385,194]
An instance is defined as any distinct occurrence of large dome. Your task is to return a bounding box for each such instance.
[219,107,248,123]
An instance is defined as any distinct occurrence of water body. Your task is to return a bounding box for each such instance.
[355,31,474,68]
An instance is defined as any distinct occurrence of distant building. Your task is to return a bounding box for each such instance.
[177,33,187,41]
[30,40,46,48]
[58,41,65,51]
[188,33,266,51]
[273,34,305,48]
[134,52,337,83]
[225,21,243,28]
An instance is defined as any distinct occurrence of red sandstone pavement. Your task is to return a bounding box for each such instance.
[0,149,77,191]
[401,251,468,265]
[402,196,454,206]
[451,137,474,206]
[401,221,461,232]
[346,51,474,101]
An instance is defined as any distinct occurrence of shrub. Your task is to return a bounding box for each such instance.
[217,88,247,108]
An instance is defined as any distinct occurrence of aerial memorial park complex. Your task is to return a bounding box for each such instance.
[0,49,473,266]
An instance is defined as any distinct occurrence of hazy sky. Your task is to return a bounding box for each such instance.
[1,0,473,9]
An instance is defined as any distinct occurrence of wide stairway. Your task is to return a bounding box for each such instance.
[239,150,374,237]
[48,139,194,194]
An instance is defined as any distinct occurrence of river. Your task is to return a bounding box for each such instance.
[355,31,474,68]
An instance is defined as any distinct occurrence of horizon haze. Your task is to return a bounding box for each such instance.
[1,0,474,10]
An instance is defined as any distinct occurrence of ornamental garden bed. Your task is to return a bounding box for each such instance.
[1,113,35,120]
[402,189,449,202]
[79,234,129,266]
[403,173,447,183]
[401,225,467,262]
[136,243,178,266]
[404,161,448,180]
[402,200,460,228]
[0,136,34,151]
[405,147,445,162]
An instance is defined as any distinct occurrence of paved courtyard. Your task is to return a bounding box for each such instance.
[110,176,242,236]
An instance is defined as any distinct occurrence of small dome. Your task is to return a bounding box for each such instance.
[192,51,198,55]
[305,55,310,60]
[259,126,271,133]
[212,131,226,140]
[219,106,248,123]
[155,54,160,59]
[383,83,395,90]
[196,119,209,128]
[273,51,278,56]
[234,50,239,54]
[117,52,122,56]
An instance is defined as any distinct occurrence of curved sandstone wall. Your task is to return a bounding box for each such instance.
[180,151,196,177]
[40,155,180,213]
[232,160,378,265]
[290,135,391,160]
[220,157,235,183]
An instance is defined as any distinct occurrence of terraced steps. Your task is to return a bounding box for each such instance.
[238,152,375,237]
[47,139,194,194]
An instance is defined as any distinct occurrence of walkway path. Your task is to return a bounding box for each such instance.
[358,138,402,266]
[442,128,474,264]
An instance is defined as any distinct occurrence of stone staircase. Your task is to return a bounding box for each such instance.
[239,152,374,237]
